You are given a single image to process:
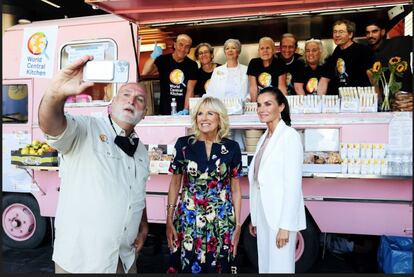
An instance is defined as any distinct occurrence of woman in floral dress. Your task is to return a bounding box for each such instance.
[166,96,242,273]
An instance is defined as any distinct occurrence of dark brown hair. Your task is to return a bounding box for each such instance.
[258,87,292,126]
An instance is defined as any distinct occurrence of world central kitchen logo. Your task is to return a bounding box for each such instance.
[27,32,48,56]
[25,31,49,76]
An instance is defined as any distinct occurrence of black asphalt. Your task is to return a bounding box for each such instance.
[1,224,380,273]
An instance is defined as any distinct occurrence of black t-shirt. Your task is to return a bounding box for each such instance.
[194,64,221,97]
[294,64,328,95]
[324,42,373,95]
[246,57,286,92]
[154,54,198,115]
[372,36,413,93]
[275,53,304,95]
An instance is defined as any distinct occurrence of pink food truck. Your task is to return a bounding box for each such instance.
[2,1,412,272]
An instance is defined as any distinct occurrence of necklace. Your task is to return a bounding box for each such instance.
[285,55,295,65]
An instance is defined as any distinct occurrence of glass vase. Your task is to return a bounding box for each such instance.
[380,85,391,112]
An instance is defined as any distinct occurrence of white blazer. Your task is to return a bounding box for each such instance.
[248,120,306,231]
[206,63,249,100]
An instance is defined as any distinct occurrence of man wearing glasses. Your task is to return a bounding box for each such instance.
[317,19,373,95]
[275,33,304,95]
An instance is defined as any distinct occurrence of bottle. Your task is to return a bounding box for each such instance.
[386,151,394,175]
[401,154,409,176]
[171,98,177,115]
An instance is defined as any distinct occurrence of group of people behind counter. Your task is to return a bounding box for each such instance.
[143,18,413,115]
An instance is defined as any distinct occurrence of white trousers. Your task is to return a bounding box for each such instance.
[256,192,297,273]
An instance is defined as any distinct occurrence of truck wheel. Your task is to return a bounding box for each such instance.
[242,222,258,270]
[243,214,320,272]
[295,214,320,273]
[2,193,47,249]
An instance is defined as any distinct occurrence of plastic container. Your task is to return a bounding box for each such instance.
[366,143,373,159]
[380,159,388,175]
[76,94,92,103]
[401,154,410,176]
[340,143,347,160]
[341,159,348,174]
[66,96,76,103]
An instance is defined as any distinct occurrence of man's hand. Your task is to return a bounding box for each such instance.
[133,220,149,253]
[46,55,95,99]
[175,109,189,115]
[38,55,95,136]
[150,45,163,59]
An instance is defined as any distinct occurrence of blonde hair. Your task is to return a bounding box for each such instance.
[258,36,275,51]
[304,38,326,66]
[190,96,230,142]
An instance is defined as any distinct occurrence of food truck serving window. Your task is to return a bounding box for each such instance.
[59,39,118,103]
[2,84,28,124]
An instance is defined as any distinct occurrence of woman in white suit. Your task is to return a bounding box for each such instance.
[248,87,306,273]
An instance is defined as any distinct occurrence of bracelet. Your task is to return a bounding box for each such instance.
[166,204,177,209]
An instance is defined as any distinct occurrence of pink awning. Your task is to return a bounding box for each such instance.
[86,0,409,24]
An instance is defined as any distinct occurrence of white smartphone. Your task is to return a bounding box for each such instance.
[83,60,129,83]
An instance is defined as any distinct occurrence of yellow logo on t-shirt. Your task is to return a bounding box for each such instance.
[306,78,318,94]
[336,58,346,74]
[169,69,185,85]
[258,72,272,87]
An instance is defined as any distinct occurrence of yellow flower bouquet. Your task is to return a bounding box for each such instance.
[370,56,408,111]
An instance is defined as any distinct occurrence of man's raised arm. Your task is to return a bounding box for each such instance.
[39,55,94,136]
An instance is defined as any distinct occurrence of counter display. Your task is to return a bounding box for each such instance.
[135,111,411,271]
[5,110,412,273]
[137,112,412,236]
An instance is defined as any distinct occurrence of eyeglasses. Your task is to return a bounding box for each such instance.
[198,51,210,56]
[281,45,295,49]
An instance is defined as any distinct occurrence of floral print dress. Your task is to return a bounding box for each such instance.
[167,135,242,273]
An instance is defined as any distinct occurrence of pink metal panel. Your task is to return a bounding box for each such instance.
[340,124,389,143]
[31,171,60,217]
[302,178,412,200]
[146,195,166,222]
[138,126,188,145]
[306,201,412,236]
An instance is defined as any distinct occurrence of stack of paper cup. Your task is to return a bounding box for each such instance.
[244,129,264,153]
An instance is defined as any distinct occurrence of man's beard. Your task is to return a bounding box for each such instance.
[112,103,143,125]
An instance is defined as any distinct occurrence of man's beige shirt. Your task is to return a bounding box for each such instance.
[46,114,149,273]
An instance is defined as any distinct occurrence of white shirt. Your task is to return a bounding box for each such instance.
[206,62,249,100]
[46,114,149,273]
